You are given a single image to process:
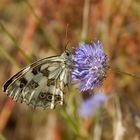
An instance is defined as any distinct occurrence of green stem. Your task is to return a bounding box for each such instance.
[61,110,79,135]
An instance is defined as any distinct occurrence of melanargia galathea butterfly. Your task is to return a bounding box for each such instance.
[3,50,72,109]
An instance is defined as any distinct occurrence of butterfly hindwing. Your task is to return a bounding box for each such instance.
[3,51,72,109]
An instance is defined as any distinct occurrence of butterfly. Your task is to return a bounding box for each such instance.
[2,50,72,109]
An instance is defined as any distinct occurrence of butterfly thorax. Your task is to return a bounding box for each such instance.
[61,50,73,67]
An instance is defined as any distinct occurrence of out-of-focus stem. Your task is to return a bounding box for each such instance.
[113,95,125,140]
[0,99,15,133]
[81,0,90,41]
[24,0,57,52]
[0,134,6,140]
[110,67,140,79]
[0,22,31,64]
[101,0,111,48]
[61,110,79,135]
[0,47,20,69]
[109,0,132,56]
[93,118,102,140]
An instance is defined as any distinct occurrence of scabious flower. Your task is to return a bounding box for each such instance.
[72,41,109,91]
[79,92,108,118]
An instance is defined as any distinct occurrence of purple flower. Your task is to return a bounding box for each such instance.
[72,41,109,91]
[79,92,108,118]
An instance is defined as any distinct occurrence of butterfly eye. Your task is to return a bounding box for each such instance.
[65,51,70,56]
[66,52,69,56]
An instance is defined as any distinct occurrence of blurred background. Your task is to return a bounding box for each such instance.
[0,0,140,140]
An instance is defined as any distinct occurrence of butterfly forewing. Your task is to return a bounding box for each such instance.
[3,51,72,109]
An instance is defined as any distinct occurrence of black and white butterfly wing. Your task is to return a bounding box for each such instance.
[3,51,72,109]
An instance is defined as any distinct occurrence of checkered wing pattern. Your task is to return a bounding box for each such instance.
[3,51,72,109]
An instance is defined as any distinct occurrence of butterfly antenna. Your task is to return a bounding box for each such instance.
[64,24,69,50]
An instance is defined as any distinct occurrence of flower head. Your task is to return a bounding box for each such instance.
[72,41,109,91]
[79,92,108,118]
